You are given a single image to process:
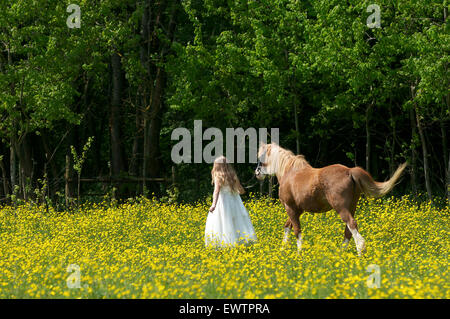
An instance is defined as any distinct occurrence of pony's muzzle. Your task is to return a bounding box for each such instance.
[255,158,265,180]
[255,168,265,180]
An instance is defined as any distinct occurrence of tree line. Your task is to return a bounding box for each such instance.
[0,0,448,204]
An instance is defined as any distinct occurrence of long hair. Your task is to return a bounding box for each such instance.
[211,156,245,194]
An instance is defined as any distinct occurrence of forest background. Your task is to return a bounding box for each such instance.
[0,0,448,204]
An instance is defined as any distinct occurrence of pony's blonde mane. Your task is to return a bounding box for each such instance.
[259,143,311,178]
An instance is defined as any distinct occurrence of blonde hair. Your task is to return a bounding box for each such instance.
[211,156,245,194]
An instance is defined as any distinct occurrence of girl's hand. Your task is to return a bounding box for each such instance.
[209,205,216,212]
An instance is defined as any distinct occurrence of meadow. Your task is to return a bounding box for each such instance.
[0,195,448,299]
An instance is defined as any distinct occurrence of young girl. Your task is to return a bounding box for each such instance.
[205,156,257,248]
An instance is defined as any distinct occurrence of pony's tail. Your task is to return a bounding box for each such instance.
[350,163,407,198]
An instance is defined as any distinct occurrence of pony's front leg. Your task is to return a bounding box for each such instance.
[282,219,292,247]
[342,226,352,250]
[284,205,303,253]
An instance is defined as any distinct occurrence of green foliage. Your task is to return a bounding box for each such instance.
[160,185,180,205]
[0,0,448,203]
[71,136,94,176]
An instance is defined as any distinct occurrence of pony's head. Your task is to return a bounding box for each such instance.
[255,143,310,180]
[255,143,277,180]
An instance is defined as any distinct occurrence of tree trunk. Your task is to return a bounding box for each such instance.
[410,107,418,195]
[110,53,126,176]
[142,119,148,193]
[0,155,10,198]
[412,85,432,202]
[440,119,447,164]
[129,106,141,177]
[365,103,373,173]
[8,47,17,196]
[388,104,396,175]
[143,67,164,193]
[293,98,300,154]
[140,0,154,193]
[41,131,59,194]
[18,136,33,200]
[10,141,16,195]
[146,108,163,179]
[141,1,177,193]
[65,154,70,208]
[442,92,449,203]
[447,155,450,204]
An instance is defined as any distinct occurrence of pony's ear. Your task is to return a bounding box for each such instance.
[266,144,272,156]
[257,141,267,158]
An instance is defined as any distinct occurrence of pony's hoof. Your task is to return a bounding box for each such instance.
[357,242,366,256]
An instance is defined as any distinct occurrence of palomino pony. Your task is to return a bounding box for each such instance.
[255,143,406,255]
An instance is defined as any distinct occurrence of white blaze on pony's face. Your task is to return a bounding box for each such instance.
[255,143,276,179]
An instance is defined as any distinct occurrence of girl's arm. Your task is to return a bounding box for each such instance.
[209,180,220,212]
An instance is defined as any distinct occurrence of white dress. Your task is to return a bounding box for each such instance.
[205,185,257,248]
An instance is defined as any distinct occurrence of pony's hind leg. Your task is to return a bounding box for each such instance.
[341,189,362,252]
[342,204,356,250]
[338,209,366,256]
